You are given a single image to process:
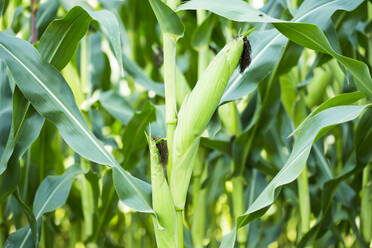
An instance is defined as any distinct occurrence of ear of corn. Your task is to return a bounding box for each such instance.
[147,134,177,248]
[170,37,244,210]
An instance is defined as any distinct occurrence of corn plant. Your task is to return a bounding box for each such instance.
[1,0,372,247]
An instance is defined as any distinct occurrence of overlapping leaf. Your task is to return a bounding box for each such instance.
[39,6,92,70]
[149,0,184,38]
[178,0,365,102]
[5,166,84,248]
[60,0,124,75]
[0,32,154,217]
[220,103,372,247]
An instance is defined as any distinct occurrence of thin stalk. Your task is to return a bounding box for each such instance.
[191,10,208,248]
[191,149,206,248]
[68,222,79,248]
[81,35,89,94]
[165,1,184,245]
[297,166,310,236]
[0,204,3,248]
[80,159,94,239]
[361,161,371,243]
[197,10,208,78]
[362,163,370,190]
[164,33,178,181]
[79,35,94,239]
[91,186,116,243]
[22,149,31,202]
[368,1,372,67]
[232,176,246,248]
[161,1,181,245]
[245,170,257,238]
[39,128,45,184]
[31,0,38,44]
[296,52,311,239]
[177,210,184,248]
[335,127,343,173]
[220,102,247,245]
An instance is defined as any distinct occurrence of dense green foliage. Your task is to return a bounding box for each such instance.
[0,0,372,247]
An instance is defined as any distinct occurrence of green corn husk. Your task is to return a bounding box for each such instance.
[361,182,372,243]
[147,135,177,248]
[170,37,244,210]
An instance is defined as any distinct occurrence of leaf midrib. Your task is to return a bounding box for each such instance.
[0,43,116,167]
[0,41,152,211]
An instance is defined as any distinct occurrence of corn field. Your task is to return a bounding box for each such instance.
[1,0,372,247]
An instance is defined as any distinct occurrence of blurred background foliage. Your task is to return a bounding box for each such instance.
[0,0,372,247]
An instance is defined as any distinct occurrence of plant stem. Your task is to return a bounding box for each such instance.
[81,35,89,94]
[163,34,178,181]
[197,10,208,78]
[80,159,94,239]
[31,0,38,44]
[297,166,310,236]
[361,160,372,244]
[0,204,3,247]
[22,148,31,202]
[191,149,206,248]
[232,176,247,248]
[190,11,208,248]
[161,1,181,246]
[177,210,184,248]
[368,1,372,67]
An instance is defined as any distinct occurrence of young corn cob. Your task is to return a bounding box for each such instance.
[170,36,245,210]
[147,135,177,248]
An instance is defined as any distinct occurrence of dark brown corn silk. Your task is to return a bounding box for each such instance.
[239,37,251,73]
[151,136,168,167]
[153,46,164,68]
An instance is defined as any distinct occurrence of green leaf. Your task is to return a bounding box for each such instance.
[291,91,366,136]
[149,0,184,38]
[5,165,84,248]
[361,182,372,242]
[59,0,124,75]
[219,229,237,248]
[238,105,372,228]
[0,87,44,174]
[90,169,118,242]
[0,159,19,202]
[178,0,279,23]
[99,90,134,125]
[0,31,154,215]
[39,6,92,70]
[220,104,372,248]
[298,149,361,247]
[200,137,230,155]
[273,22,372,98]
[0,31,113,166]
[122,101,156,168]
[122,53,165,97]
[178,0,364,103]
[0,0,4,17]
[36,0,59,38]
[191,14,216,50]
[13,190,38,247]
[0,61,12,158]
